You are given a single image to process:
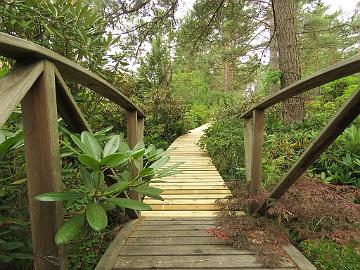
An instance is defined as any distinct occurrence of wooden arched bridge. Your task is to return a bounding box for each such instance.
[1,33,360,269]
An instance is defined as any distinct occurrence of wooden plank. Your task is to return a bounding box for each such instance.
[54,67,91,133]
[136,224,216,231]
[150,185,227,190]
[250,109,264,194]
[140,220,216,225]
[141,216,216,221]
[150,182,225,186]
[131,230,211,237]
[161,189,231,194]
[21,60,65,270]
[125,236,227,245]
[143,199,220,205]
[149,204,219,211]
[119,244,254,256]
[0,33,145,117]
[160,194,230,199]
[95,219,138,270]
[241,54,360,118]
[243,117,252,183]
[257,85,360,214]
[141,210,220,217]
[114,255,268,269]
[283,245,317,270]
[0,61,44,126]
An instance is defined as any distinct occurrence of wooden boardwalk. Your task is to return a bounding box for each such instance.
[96,126,311,270]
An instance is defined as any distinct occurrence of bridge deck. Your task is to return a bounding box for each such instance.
[97,126,306,269]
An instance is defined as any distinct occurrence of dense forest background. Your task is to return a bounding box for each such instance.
[0,0,359,269]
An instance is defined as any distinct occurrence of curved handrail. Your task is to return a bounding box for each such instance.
[0,32,145,117]
[241,54,360,118]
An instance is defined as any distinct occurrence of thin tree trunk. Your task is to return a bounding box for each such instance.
[269,14,279,95]
[272,0,304,123]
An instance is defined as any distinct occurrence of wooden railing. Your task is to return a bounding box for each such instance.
[241,54,360,215]
[0,33,145,270]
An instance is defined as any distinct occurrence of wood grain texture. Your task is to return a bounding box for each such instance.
[283,245,317,270]
[54,67,91,133]
[0,33,145,117]
[250,110,264,194]
[241,54,360,118]
[0,61,44,126]
[21,61,66,269]
[95,219,139,270]
[126,110,141,218]
[243,117,253,183]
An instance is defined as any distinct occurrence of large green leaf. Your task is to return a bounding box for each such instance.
[100,153,128,167]
[34,192,83,201]
[81,132,102,160]
[93,171,104,187]
[134,187,164,201]
[103,181,129,195]
[105,198,152,211]
[131,148,145,159]
[150,156,170,170]
[0,132,23,158]
[86,202,107,231]
[139,168,155,177]
[78,155,101,170]
[133,141,145,151]
[55,215,85,245]
[80,167,95,189]
[10,253,33,260]
[118,141,130,152]
[103,135,121,157]
[70,134,94,158]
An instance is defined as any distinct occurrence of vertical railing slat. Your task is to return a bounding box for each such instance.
[243,117,253,183]
[21,60,66,270]
[250,109,265,194]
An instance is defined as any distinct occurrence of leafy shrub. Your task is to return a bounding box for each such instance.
[300,239,360,270]
[35,130,182,245]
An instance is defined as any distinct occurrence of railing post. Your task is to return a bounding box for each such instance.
[250,109,265,194]
[243,117,253,183]
[21,60,66,270]
[126,110,142,218]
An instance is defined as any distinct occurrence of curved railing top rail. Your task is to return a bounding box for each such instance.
[241,54,360,118]
[0,32,145,117]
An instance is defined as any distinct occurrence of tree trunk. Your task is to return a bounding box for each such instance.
[269,14,279,95]
[272,0,304,123]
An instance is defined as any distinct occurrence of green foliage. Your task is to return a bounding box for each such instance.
[202,76,360,188]
[34,130,182,245]
[300,240,360,270]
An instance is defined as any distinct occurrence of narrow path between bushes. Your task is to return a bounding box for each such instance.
[96,125,302,269]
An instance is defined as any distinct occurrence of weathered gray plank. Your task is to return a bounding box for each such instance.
[0,61,44,126]
[241,54,360,118]
[125,236,228,246]
[114,254,292,269]
[283,245,317,270]
[141,220,216,225]
[95,220,138,270]
[131,230,211,237]
[119,244,254,256]
[0,32,145,117]
[136,224,216,231]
